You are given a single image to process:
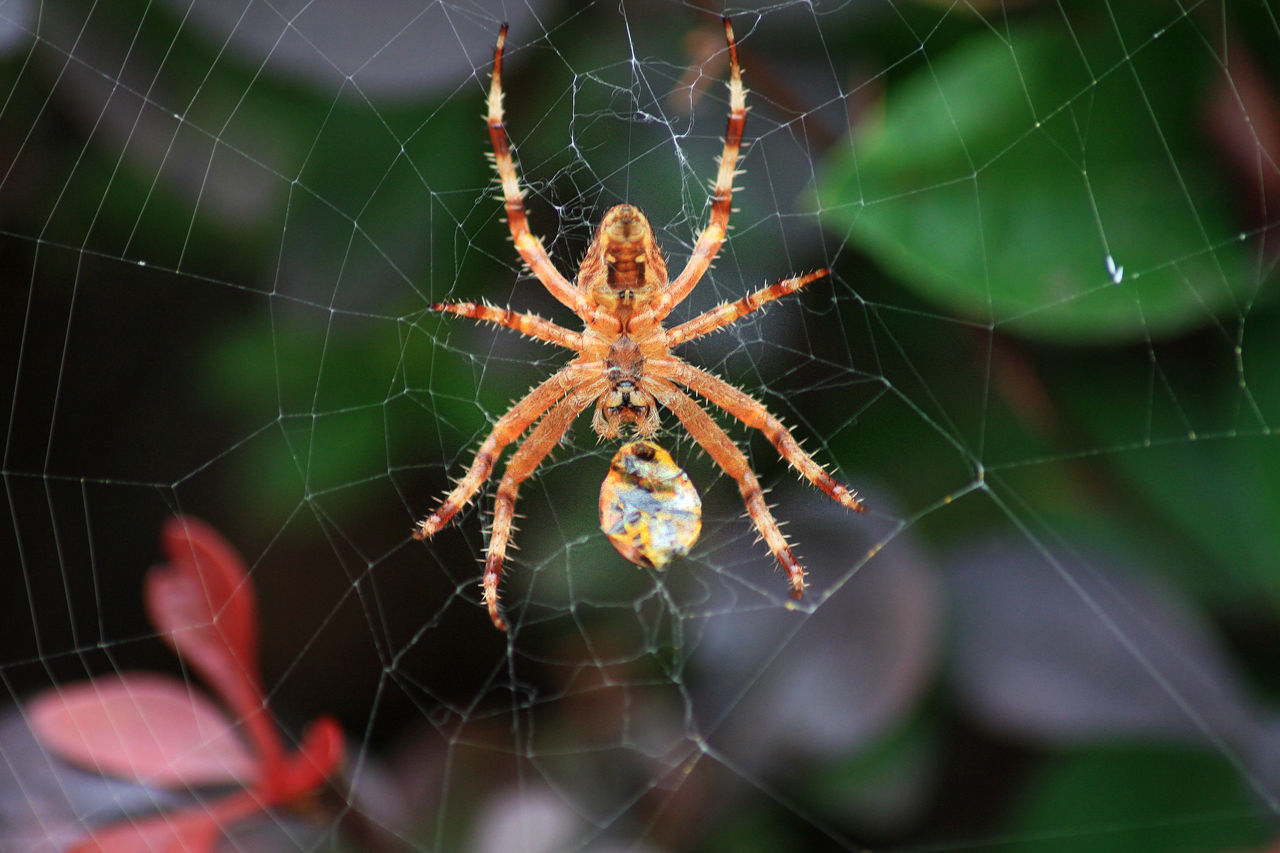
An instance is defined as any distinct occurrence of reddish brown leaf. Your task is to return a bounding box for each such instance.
[40,517,344,853]
[1203,31,1280,229]
[144,516,284,771]
[28,672,258,788]
[268,716,345,802]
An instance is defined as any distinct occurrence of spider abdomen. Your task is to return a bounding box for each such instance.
[579,204,669,312]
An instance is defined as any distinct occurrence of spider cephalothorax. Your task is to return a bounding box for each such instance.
[416,19,865,631]
[582,205,668,439]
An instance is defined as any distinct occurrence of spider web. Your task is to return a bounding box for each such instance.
[3,0,1280,850]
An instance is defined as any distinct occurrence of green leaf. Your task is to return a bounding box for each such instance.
[1004,744,1266,853]
[818,19,1258,343]
[1041,311,1280,608]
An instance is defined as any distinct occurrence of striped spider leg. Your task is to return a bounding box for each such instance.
[417,18,863,630]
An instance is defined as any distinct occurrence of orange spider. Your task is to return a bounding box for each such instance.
[416,18,866,631]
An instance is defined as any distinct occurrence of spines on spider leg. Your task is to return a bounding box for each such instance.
[647,380,807,598]
[736,467,807,598]
[706,16,746,236]
[760,416,867,513]
[664,360,867,514]
[665,269,829,348]
[738,470,807,598]
[475,387,596,630]
[416,477,486,540]
[481,474,519,632]
[417,474,482,539]
[487,26,516,190]
[429,300,583,350]
[415,430,510,540]
[715,16,746,211]
[749,409,867,513]
[785,435,865,512]
[657,16,748,318]
[487,28,526,223]
[751,268,826,309]
[484,23,585,314]
[415,369,578,541]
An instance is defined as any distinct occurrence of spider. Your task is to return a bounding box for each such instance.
[416,18,866,631]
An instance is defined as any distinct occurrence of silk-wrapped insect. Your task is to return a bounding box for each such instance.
[599,441,702,570]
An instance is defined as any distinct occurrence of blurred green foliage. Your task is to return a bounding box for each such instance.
[817,9,1259,343]
[1006,744,1266,853]
[814,1,1280,619]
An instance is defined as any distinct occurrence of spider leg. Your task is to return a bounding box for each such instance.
[647,377,808,598]
[488,26,587,316]
[655,17,745,321]
[655,358,866,513]
[431,301,583,350]
[482,384,602,631]
[415,364,590,540]
[664,269,828,349]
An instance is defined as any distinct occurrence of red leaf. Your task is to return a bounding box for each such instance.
[43,518,344,853]
[146,516,259,691]
[267,716,345,801]
[144,516,284,771]
[28,673,258,788]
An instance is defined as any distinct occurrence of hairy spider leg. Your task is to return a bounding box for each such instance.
[420,17,866,628]
[654,17,746,321]
[430,302,583,350]
[483,384,604,630]
[656,359,866,513]
[488,25,587,315]
[663,269,829,348]
[415,365,584,540]
[647,377,807,598]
